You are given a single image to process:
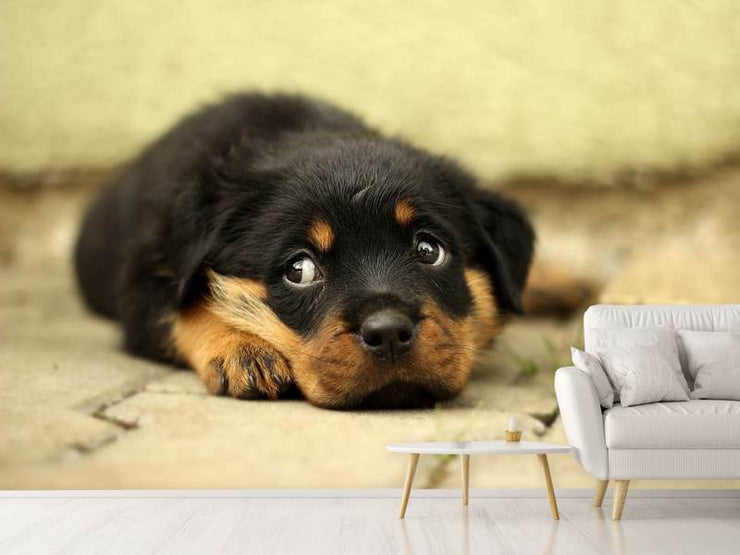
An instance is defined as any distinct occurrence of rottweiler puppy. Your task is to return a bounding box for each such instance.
[75,93,534,409]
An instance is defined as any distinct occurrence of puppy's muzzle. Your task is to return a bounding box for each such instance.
[359,309,416,360]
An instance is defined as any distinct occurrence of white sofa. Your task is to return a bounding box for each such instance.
[555,304,740,519]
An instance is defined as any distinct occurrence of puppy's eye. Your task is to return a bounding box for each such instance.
[415,235,447,266]
[284,255,323,286]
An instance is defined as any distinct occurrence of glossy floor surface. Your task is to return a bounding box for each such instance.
[1,493,739,554]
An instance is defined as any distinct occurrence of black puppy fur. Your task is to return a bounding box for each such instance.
[75,93,534,409]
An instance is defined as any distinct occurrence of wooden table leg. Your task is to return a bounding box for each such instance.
[537,454,559,520]
[460,454,470,506]
[399,453,420,518]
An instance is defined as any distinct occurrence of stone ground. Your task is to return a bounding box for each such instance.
[0,266,583,489]
[1,168,739,490]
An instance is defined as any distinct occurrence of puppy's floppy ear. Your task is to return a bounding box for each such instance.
[171,171,274,307]
[173,230,216,307]
[466,188,535,314]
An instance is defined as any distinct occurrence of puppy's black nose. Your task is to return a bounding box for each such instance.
[359,309,415,359]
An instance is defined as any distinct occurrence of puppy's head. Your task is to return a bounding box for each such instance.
[194,137,534,409]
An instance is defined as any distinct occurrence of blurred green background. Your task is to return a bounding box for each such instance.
[2,0,740,181]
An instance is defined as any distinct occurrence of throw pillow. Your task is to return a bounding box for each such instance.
[591,328,689,407]
[571,347,614,408]
[677,330,740,400]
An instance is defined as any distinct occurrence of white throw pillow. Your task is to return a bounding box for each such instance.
[571,347,614,408]
[591,328,690,407]
[677,330,740,400]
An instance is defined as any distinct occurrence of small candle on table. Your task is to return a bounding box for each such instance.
[507,415,519,431]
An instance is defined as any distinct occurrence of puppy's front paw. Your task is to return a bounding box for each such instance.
[173,303,293,401]
[205,342,292,400]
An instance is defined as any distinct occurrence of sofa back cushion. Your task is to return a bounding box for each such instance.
[584,305,740,387]
[678,330,740,400]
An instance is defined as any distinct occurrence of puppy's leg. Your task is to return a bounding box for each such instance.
[172,302,292,399]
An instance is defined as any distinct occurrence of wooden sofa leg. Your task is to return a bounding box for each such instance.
[593,480,609,507]
[612,480,630,520]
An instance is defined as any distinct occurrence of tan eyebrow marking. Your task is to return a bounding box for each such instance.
[308,219,334,252]
[395,199,415,227]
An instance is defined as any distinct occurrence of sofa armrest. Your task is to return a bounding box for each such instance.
[554,366,608,480]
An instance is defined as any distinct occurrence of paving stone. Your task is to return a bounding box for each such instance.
[0,407,120,464]
[0,269,171,466]
[507,166,740,306]
[0,389,556,489]
[598,169,740,304]
[145,372,208,395]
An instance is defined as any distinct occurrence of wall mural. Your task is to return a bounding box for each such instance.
[1,1,739,490]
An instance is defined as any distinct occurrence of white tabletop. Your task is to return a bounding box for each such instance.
[386,440,571,455]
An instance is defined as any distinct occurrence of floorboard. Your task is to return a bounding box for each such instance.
[1,494,739,554]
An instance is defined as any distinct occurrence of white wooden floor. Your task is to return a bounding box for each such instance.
[1,492,739,554]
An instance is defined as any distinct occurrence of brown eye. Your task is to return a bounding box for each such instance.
[415,235,447,266]
[284,255,323,286]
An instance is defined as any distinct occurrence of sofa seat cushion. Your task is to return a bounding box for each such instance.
[604,400,740,449]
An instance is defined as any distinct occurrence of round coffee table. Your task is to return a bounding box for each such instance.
[386,440,572,519]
